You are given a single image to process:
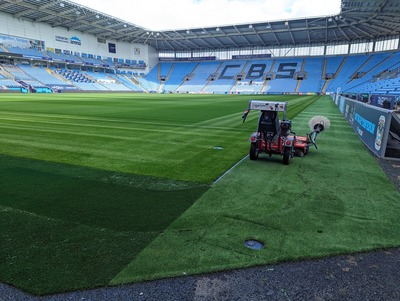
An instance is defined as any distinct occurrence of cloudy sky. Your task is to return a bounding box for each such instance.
[71,0,342,31]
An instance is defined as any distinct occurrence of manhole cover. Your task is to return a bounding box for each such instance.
[244,239,264,250]
[213,146,224,150]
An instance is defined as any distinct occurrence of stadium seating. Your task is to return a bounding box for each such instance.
[324,56,344,77]
[3,64,34,81]
[18,65,68,86]
[55,69,94,83]
[230,60,270,94]
[327,52,400,94]
[6,46,47,59]
[297,58,324,93]
[264,58,303,93]
[108,73,144,92]
[159,62,173,80]
[345,52,400,94]
[84,71,131,91]
[0,79,22,90]
[135,67,159,92]
[46,51,82,64]
[162,62,197,92]
[202,61,247,93]
[326,55,370,92]
[1,50,400,95]
[177,61,222,93]
[80,56,104,66]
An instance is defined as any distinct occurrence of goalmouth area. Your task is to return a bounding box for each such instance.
[0,93,399,295]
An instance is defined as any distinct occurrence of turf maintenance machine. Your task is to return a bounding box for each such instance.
[242,100,330,165]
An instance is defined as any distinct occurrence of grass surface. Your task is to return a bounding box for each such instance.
[0,155,208,294]
[1,93,399,295]
[0,93,317,294]
[0,93,315,183]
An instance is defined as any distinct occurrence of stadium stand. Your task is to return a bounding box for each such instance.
[18,65,68,86]
[84,70,131,91]
[135,67,159,92]
[202,61,247,94]
[230,60,270,94]
[0,79,22,90]
[5,46,48,59]
[327,52,400,94]
[162,62,197,93]
[347,52,400,94]
[297,58,325,93]
[177,61,222,93]
[2,64,33,81]
[55,69,93,83]
[108,73,144,92]
[1,51,400,95]
[0,64,51,91]
[265,58,303,93]
[46,51,82,64]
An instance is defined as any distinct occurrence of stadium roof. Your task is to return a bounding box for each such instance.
[0,0,400,51]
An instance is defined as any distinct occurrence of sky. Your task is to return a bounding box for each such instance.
[71,0,342,31]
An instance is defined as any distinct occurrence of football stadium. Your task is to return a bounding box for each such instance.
[1,0,400,299]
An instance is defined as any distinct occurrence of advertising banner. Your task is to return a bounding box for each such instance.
[369,94,397,110]
[159,56,216,62]
[338,96,392,157]
[232,54,272,59]
[0,34,44,49]
[47,84,79,91]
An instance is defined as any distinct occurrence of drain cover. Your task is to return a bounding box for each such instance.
[213,146,224,150]
[244,239,264,250]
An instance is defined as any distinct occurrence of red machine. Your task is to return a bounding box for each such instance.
[242,100,329,165]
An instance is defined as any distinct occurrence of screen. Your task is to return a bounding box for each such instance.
[108,43,116,54]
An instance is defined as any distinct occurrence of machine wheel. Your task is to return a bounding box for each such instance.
[283,147,292,165]
[249,143,259,160]
[295,149,304,157]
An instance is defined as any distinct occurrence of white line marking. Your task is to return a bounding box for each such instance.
[212,154,249,186]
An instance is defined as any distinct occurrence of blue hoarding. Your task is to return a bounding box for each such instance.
[337,96,391,157]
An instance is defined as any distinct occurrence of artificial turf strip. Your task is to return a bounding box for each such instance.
[110,96,400,286]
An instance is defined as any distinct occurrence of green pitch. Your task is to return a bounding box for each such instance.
[0,93,314,183]
[0,93,399,295]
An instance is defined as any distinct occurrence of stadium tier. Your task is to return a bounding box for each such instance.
[177,61,222,93]
[1,51,400,95]
[2,51,400,94]
[161,62,197,93]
